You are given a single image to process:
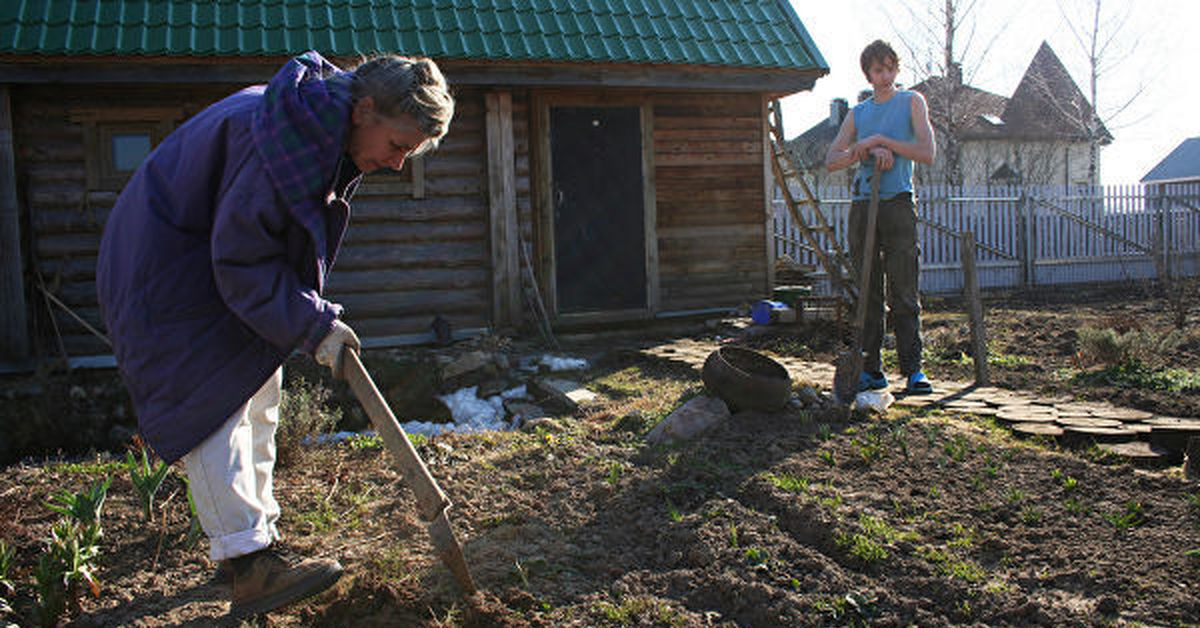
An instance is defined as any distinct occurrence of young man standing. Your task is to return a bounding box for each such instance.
[825,40,937,394]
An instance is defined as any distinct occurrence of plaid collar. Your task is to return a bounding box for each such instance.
[251,51,353,262]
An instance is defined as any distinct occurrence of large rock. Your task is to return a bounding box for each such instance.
[646,396,731,445]
[504,401,549,427]
[531,378,598,413]
[440,351,498,390]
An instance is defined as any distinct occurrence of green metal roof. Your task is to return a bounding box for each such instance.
[0,1,827,72]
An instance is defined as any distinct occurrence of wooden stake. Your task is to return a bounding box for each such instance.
[961,231,990,386]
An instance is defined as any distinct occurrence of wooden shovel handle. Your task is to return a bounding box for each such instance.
[341,349,450,521]
[341,348,477,593]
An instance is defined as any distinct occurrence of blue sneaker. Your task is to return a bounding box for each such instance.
[858,370,888,391]
[905,371,933,394]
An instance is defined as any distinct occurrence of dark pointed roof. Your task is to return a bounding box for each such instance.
[909,76,1009,139]
[1141,137,1200,183]
[1002,41,1112,143]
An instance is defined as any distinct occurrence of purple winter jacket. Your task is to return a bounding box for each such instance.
[97,57,359,463]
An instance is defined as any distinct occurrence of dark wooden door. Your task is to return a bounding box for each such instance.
[550,106,646,313]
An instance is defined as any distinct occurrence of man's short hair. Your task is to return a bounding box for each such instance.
[860,40,900,80]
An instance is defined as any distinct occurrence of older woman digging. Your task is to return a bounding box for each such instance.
[96,51,454,619]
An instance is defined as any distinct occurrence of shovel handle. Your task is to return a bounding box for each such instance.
[341,348,477,593]
[341,348,450,521]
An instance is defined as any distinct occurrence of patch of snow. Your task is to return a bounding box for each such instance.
[539,355,589,371]
[500,385,527,399]
[435,386,509,433]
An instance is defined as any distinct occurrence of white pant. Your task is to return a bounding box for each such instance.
[183,368,283,562]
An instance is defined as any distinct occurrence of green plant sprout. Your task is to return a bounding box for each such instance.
[1106,501,1146,531]
[127,446,171,521]
[34,519,102,627]
[184,479,204,550]
[0,539,14,596]
[765,472,809,493]
[46,476,111,535]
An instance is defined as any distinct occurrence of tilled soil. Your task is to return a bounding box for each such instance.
[1,289,1199,627]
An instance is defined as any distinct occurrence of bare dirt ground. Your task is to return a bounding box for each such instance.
[1,285,1199,627]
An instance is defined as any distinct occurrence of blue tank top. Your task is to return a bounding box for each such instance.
[852,91,915,200]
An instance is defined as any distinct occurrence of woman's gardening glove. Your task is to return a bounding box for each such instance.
[314,319,360,379]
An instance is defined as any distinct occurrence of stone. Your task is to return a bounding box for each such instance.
[531,378,598,413]
[441,351,494,382]
[645,395,731,445]
[477,378,511,399]
[505,401,548,427]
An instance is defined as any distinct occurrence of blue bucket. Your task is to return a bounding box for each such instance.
[751,300,786,325]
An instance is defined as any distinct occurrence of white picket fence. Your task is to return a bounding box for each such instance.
[772,182,1200,295]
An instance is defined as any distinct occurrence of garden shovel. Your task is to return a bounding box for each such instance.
[833,167,882,404]
[340,347,477,594]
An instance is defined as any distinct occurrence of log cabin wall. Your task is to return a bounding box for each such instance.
[653,91,767,311]
[12,84,504,356]
[13,83,233,357]
[326,87,493,342]
[13,81,769,358]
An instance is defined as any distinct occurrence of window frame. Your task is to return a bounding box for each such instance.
[70,107,181,191]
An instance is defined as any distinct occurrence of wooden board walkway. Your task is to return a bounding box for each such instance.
[638,337,1194,466]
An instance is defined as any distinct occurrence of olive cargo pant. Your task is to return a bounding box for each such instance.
[847,192,923,377]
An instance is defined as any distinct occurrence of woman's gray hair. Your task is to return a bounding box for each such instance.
[350,55,454,155]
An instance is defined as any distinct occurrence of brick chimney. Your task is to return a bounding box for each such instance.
[828,98,849,127]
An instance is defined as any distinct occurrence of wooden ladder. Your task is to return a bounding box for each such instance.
[766,100,855,308]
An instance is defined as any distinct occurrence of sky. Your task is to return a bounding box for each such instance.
[781,0,1200,184]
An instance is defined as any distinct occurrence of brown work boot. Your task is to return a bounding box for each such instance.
[226,547,343,619]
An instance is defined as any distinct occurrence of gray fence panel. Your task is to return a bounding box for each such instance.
[773,182,1200,296]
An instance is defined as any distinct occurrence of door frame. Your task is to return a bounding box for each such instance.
[531,90,659,323]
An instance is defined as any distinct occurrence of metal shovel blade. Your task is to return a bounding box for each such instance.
[341,348,477,594]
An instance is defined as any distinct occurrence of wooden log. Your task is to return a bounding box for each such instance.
[335,242,487,270]
[342,221,487,245]
[326,268,489,294]
[1010,422,1064,437]
[1054,417,1124,429]
[1098,441,1174,465]
[1,85,30,359]
[960,231,989,386]
[486,90,519,329]
[1060,425,1138,443]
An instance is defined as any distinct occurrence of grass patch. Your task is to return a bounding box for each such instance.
[1071,362,1200,393]
[594,596,686,627]
[45,458,128,477]
[1106,501,1146,531]
[918,546,987,582]
[835,514,914,565]
[764,472,810,493]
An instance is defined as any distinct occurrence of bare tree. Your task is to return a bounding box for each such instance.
[1054,0,1147,187]
[888,0,1023,186]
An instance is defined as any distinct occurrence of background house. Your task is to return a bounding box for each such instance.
[785,42,1108,189]
[1141,137,1200,189]
[0,0,828,365]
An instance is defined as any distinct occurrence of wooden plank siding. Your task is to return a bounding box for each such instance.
[13,83,235,356]
[12,84,499,355]
[329,89,491,339]
[13,80,774,357]
[653,92,768,310]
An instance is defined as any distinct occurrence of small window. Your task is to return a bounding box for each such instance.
[70,107,181,191]
[111,133,152,172]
